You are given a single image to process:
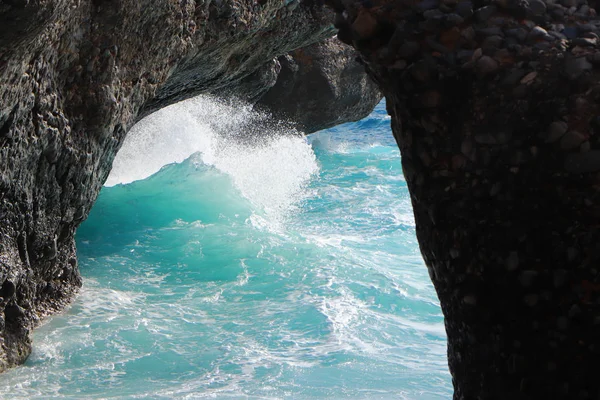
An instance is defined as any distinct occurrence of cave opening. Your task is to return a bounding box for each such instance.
[0,96,451,398]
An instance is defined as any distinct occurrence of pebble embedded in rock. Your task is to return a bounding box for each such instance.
[562,26,579,39]
[560,130,586,150]
[572,37,597,47]
[519,270,538,287]
[506,251,520,271]
[417,0,441,12]
[565,56,593,80]
[524,294,538,307]
[528,0,547,15]
[553,269,568,287]
[419,90,441,108]
[506,28,528,42]
[455,1,473,17]
[546,121,568,142]
[475,5,497,21]
[477,55,499,75]
[445,13,464,27]
[557,316,569,330]
[529,26,549,40]
[580,141,591,153]
[520,71,537,84]
[352,10,378,39]
[398,41,420,58]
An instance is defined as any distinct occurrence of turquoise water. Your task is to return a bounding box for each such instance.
[1,98,451,399]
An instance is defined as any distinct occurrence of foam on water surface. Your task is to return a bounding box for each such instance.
[0,98,452,399]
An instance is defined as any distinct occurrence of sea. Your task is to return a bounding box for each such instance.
[0,97,452,399]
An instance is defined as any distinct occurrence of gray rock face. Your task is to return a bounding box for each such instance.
[0,0,379,371]
[255,37,382,133]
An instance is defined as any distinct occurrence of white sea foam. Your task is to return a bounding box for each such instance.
[106,96,319,222]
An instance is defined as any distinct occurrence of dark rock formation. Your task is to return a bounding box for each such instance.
[4,0,600,397]
[0,0,379,372]
[330,0,600,398]
[255,37,382,133]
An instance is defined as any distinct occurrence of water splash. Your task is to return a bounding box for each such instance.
[107,96,318,222]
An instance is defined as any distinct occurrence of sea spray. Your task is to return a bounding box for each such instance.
[107,96,318,228]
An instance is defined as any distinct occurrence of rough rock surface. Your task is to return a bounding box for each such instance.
[0,0,381,372]
[4,0,600,398]
[329,0,600,398]
[255,37,382,133]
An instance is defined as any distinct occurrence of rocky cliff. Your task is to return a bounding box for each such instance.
[0,0,377,372]
[3,0,600,398]
[330,0,600,398]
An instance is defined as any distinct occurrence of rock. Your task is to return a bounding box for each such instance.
[0,281,15,300]
[475,5,497,21]
[528,26,551,41]
[519,270,538,287]
[213,58,281,104]
[456,1,474,17]
[4,0,600,398]
[560,130,586,150]
[564,151,600,173]
[528,0,547,15]
[398,41,421,58]
[546,121,568,142]
[477,55,499,75]
[564,56,593,80]
[506,251,520,271]
[520,71,537,84]
[4,304,24,322]
[352,9,378,39]
[255,38,382,133]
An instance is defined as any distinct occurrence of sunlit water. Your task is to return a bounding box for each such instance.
[1,98,452,399]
